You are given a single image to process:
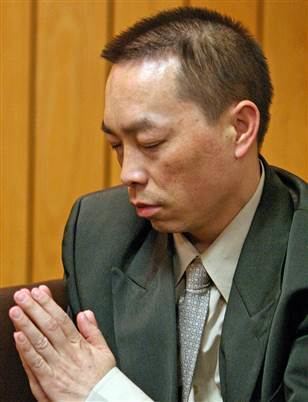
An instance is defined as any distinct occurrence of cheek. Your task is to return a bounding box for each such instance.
[157,156,201,197]
[157,157,190,184]
[150,135,223,188]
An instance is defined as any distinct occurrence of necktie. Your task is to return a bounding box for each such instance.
[178,257,211,402]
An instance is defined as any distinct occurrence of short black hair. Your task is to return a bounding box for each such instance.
[102,7,273,145]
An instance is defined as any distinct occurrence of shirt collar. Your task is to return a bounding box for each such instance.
[173,162,265,302]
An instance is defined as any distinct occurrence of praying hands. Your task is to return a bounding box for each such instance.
[9,285,115,402]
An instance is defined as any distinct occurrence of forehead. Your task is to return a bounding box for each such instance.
[104,57,181,110]
[106,57,180,91]
[102,56,218,138]
[104,57,186,128]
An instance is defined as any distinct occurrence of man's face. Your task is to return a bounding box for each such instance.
[103,57,239,241]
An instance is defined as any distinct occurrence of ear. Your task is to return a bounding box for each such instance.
[231,101,260,159]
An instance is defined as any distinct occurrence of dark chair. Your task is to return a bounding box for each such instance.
[0,279,67,402]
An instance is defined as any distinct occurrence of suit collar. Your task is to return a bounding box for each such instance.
[111,231,178,402]
[121,229,173,289]
[220,162,293,401]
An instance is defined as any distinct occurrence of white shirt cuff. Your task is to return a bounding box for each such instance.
[86,367,153,402]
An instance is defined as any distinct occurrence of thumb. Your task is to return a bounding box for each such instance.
[83,309,98,326]
[77,310,110,350]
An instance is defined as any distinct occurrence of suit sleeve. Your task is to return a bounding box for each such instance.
[284,300,308,401]
[283,210,308,401]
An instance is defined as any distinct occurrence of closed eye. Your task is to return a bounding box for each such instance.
[110,143,122,150]
[140,140,164,149]
[104,132,122,150]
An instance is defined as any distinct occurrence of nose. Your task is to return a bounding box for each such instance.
[120,148,148,187]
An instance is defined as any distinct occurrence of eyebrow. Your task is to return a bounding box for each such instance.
[101,118,156,135]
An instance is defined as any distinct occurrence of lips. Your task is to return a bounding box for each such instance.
[132,202,161,219]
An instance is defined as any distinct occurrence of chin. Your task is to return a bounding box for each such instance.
[150,218,186,234]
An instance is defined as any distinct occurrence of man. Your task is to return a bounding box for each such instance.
[9,6,308,402]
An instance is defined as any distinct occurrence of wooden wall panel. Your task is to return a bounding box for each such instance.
[0,1,32,286]
[109,0,185,186]
[31,1,108,282]
[262,1,308,180]
[113,0,187,36]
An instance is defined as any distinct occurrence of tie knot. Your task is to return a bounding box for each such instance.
[186,257,210,291]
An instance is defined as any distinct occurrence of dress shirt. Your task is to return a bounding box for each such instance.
[87,166,264,402]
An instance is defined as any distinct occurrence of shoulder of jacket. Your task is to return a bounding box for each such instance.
[68,185,150,234]
[78,185,129,204]
[71,185,133,216]
[269,164,308,212]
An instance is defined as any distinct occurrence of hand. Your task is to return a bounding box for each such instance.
[9,285,116,402]
[14,287,52,402]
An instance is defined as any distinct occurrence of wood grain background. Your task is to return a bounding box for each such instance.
[1,0,307,286]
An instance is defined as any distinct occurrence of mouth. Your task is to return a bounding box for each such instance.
[132,202,162,219]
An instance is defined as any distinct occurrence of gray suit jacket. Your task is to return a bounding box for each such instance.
[62,160,308,401]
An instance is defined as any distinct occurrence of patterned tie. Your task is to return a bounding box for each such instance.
[178,257,211,402]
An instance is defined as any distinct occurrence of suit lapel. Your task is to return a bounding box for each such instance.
[220,165,293,402]
[111,230,178,402]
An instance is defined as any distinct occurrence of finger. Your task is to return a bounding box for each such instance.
[30,287,81,344]
[83,310,98,326]
[76,311,110,350]
[13,290,68,348]
[19,287,31,295]
[38,285,53,298]
[9,305,58,363]
[16,339,50,402]
[13,331,52,380]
